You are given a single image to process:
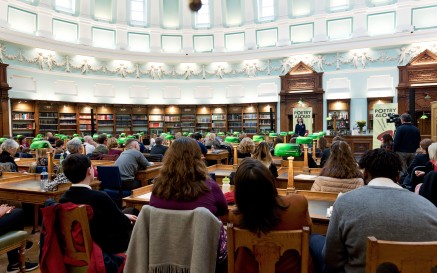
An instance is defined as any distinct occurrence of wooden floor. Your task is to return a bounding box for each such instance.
[0,226,40,273]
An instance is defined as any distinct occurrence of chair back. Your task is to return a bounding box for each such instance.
[96,166,123,189]
[227,224,310,273]
[144,153,164,162]
[365,236,437,273]
[100,154,119,161]
[59,205,92,273]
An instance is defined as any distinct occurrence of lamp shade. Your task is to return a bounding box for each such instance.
[32,137,43,143]
[30,140,51,150]
[288,131,295,135]
[36,134,43,138]
[280,132,287,137]
[233,132,240,136]
[188,133,193,136]
[0,138,7,144]
[106,134,112,138]
[225,136,239,143]
[117,136,127,145]
[93,134,99,140]
[120,133,126,137]
[307,134,320,140]
[218,132,225,136]
[253,135,264,142]
[183,132,189,136]
[165,134,175,140]
[269,133,278,137]
[73,134,79,137]
[296,137,312,145]
[274,143,301,157]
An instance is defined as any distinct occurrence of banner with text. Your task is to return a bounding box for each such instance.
[292,107,313,135]
[372,103,398,149]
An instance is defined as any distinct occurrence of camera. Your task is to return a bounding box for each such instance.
[387,113,401,128]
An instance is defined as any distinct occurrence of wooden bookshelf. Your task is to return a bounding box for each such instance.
[164,106,181,135]
[180,106,196,133]
[115,106,132,134]
[148,107,164,135]
[243,105,258,134]
[96,106,114,134]
[11,100,35,137]
[228,106,243,133]
[211,106,227,133]
[196,107,211,133]
[78,105,96,135]
[132,107,148,134]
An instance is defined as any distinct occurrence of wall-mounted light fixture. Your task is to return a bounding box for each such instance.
[425,93,431,100]
[420,112,428,119]
[298,98,304,105]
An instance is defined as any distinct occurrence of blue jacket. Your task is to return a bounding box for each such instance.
[295,123,306,136]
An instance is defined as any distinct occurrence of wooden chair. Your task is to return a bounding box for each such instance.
[227,224,310,273]
[0,230,28,273]
[59,205,92,273]
[365,236,437,273]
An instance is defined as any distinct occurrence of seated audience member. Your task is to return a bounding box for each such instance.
[0,139,19,171]
[400,138,433,187]
[314,149,437,273]
[238,137,255,159]
[107,137,122,156]
[319,136,344,167]
[46,138,97,191]
[289,137,318,168]
[271,136,283,156]
[318,137,329,167]
[115,139,153,190]
[419,171,437,207]
[17,135,29,153]
[60,154,137,256]
[229,158,312,273]
[252,142,278,178]
[54,139,65,154]
[410,142,437,193]
[150,137,168,156]
[380,133,394,151]
[150,137,228,267]
[83,135,96,155]
[205,133,220,148]
[90,134,109,159]
[192,133,207,156]
[1,205,39,272]
[311,141,364,193]
[45,132,56,145]
[149,134,157,148]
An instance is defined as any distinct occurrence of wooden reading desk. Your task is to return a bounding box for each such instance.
[207,164,235,184]
[205,149,229,165]
[135,163,163,186]
[0,172,100,233]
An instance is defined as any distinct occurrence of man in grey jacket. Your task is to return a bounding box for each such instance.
[115,139,153,190]
[317,148,437,273]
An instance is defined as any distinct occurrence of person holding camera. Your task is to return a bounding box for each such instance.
[393,113,421,174]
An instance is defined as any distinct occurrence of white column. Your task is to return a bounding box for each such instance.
[277,22,290,47]
[244,0,254,24]
[213,0,223,28]
[314,0,326,15]
[116,26,128,50]
[78,21,92,46]
[396,6,414,33]
[117,0,127,24]
[80,0,91,18]
[277,0,288,20]
[182,1,192,29]
[149,30,161,52]
[149,0,160,28]
[352,11,368,38]
[245,27,256,50]
[0,1,9,28]
[213,31,225,52]
[182,31,194,54]
[312,17,328,42]
[37,10,53,38]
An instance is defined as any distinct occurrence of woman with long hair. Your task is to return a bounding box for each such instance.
[252,142,278,177]
[150,137,228,268]
[294,116,306,137]
[311,140,364,193]
[230,158,311,273]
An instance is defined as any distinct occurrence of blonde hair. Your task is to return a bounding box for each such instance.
[252,142,273,167]
[239,137,255,154]
[107,137,118,149]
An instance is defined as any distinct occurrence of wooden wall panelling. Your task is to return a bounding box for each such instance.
[279,62,324,133]
[397,49,437,138]
[0,64,11,137]
[432,101,437,142]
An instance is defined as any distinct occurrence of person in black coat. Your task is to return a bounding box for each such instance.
[59,154,136,254]
[419,171,437,207]
[400,138,433,187]
[0,139,19,171]
[294,116,306,137]
[393,113,421,173]
[150,137,168,156]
